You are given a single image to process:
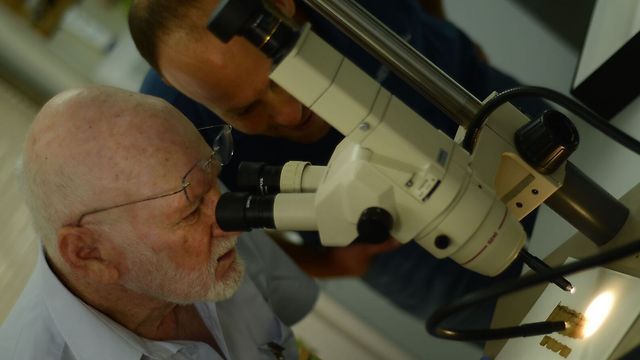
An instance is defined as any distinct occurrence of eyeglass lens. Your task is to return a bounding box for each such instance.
[200,125,233,165]
[185,125,232,203]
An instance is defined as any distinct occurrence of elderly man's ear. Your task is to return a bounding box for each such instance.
[57,226,121,284]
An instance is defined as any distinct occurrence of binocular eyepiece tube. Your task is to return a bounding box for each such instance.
[236,162,283,195]
[216,192,317,231]
[216,161,322,231]
[236,161,326,194]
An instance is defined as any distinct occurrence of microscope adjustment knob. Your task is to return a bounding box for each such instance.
[515,110,579,174]
[356,207,393,244]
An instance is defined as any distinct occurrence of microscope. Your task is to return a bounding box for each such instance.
[207,0,630,280]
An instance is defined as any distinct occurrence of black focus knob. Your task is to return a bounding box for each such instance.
[515,110,579,174]
[355,207,393,244]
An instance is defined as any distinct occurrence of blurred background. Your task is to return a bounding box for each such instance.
[6,0,640,359]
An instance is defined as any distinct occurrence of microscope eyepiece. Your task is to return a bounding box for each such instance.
[216,192,276,231]
[208,0,300,63]
[237,162,283,195]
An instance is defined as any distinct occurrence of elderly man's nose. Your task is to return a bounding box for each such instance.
[212,222,241,238]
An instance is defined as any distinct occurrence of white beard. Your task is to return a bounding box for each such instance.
[121,235,245,304]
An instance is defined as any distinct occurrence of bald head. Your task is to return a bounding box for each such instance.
[22,86,207,261]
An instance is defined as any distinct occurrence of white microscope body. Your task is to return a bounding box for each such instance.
[266,24,566,276]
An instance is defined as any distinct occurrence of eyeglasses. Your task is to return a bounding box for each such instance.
[74,124,233,226]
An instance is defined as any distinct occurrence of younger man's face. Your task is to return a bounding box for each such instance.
[158,0,331,143]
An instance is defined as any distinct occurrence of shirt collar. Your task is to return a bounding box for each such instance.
[35,249,205,360]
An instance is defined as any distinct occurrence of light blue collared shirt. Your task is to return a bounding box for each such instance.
[0,229,318,360]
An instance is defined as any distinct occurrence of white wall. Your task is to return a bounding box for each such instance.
[444,0,578,92]
[292,293,413,360]
[0,77,39,324]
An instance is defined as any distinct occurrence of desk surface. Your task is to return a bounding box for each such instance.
[485,183,640,359]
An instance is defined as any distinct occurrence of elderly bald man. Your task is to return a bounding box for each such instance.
[0,86,318,360]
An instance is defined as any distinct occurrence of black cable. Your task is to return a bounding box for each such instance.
[520,249,573,292]
[462,86,640,155]
[426,238,640,341]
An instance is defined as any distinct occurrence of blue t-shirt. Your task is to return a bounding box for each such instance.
[141,0,542,327]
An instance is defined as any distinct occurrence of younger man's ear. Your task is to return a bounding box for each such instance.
[57,226,120,284]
